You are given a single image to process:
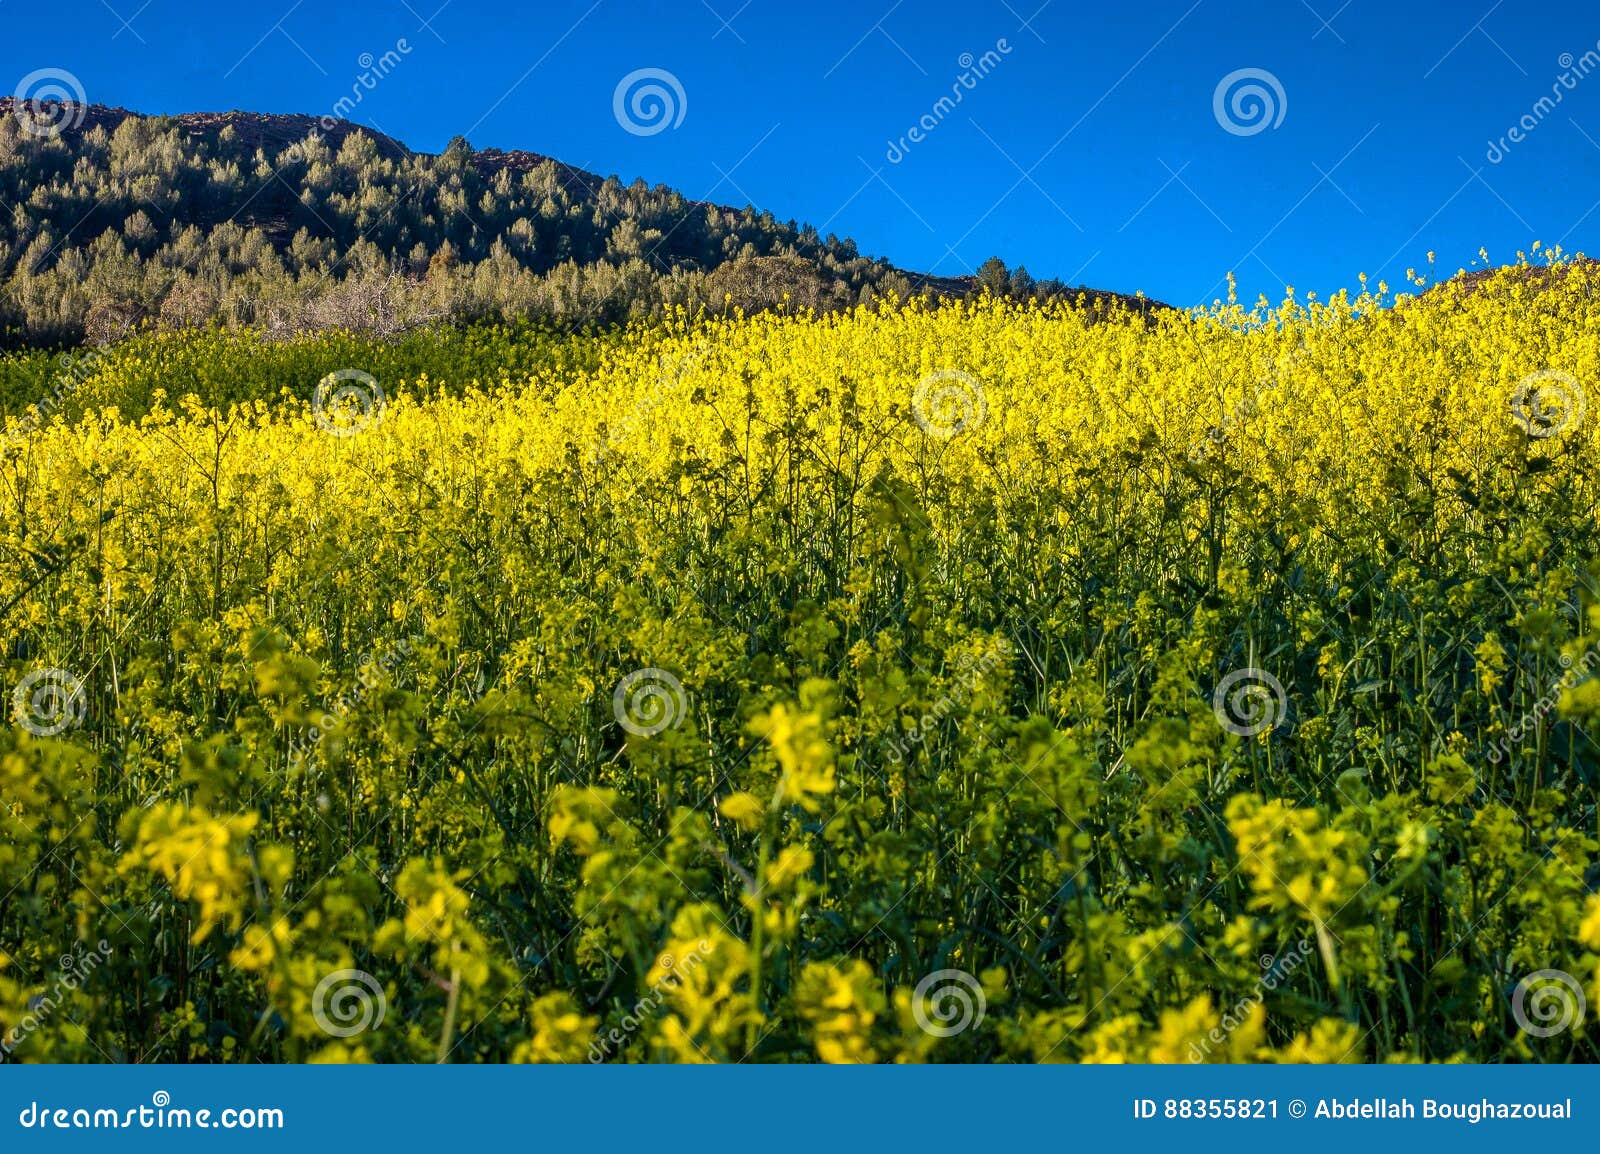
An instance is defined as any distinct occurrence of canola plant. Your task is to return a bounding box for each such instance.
[1,259,1598,1062]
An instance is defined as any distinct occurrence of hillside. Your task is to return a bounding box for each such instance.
[4,262,1599,1064]
[0,100,1158,346]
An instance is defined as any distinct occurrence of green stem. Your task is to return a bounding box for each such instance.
[436,965,461,1063]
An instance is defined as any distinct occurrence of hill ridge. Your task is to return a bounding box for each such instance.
[0,98,1160,344]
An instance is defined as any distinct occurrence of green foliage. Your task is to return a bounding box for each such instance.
[2,271,1599,1063]
[0,106,916,345]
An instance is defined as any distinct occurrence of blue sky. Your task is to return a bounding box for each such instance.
[3,0,1598,306]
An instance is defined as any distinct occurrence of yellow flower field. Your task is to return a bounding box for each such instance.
[2,260,1598,1062]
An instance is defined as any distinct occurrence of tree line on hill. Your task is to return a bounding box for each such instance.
[0,101,1153,347]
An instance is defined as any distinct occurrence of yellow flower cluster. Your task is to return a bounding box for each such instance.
[1,258,1599,1061]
